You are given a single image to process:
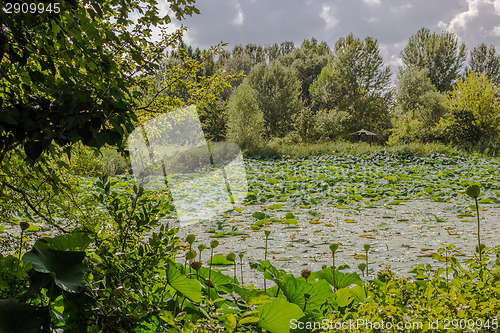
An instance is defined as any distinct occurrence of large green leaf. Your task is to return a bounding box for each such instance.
[207,254,234,265]
[22,248,87,293]
[280,275,334,312]
[280,274,312,309]
[34,232,91,251]
[166,260,202,303]
[250,260,287,282]
[0,298,50,333]
[257,298,305,333]
[197,266,233,286]
[312,268,364,289]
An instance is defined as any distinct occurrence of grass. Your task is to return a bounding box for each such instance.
[244,140,463,159]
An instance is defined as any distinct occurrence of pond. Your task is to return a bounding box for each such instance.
[173,153,500,286]
[5,153,500,288]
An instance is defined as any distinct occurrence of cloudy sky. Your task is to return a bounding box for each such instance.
[164,0,500,71]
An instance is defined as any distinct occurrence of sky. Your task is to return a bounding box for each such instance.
[162,0,500,72]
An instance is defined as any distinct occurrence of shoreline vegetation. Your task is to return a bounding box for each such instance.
[71,140,496,178]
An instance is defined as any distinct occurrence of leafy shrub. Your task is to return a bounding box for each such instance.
[312,108,353,141]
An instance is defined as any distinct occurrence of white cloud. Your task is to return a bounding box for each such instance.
[390,3,412,13]
[495,0,500,14]
[493,25,500,36]
[438,0,500,49]
[232,2,245,25]
[363,0,382,6]
[320,5,339,30]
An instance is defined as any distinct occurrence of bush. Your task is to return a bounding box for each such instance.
[69,145,130,176]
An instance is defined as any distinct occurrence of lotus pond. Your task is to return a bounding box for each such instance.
[172,152,500,286]
[4,152,500,285]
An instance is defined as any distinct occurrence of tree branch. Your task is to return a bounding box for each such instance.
[2,182,68,233]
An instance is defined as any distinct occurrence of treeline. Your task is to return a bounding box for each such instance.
[168,28,500,152]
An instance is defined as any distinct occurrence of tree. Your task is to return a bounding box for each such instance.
[400,27,466,92]
[279,39,330,105]
[248,61,303,138]
[0,0,239,228]
[0,0,200,163]
[468,43,500,88]
[226,81,264,148]
[309,34,391,138]
[389,66,445,144]
[436,71,500,143]
[332,34,391,99]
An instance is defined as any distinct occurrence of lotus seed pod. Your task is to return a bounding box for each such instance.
[301,269,311,280]
[210,240,219,248]
[329,243,339,252]
[186,234,196,244]
[190,261,202,271]
[186,250,196,260]
[19,222,30,231]
[226,253,236,262]
[466,185,480,199]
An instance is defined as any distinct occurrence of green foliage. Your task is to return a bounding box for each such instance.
[390,66,446,144]
[312,108,354,141]
[328,246,500,332]
[256,298,305,333]
[401,27,467,92]
[309,34,391,140]
[248,61,304,138]
[437,71,500,144]
[136,43,239,126]
[0,254,30,298]
[0,0,199,160]
[226,80,264,148]
[23,247,87,293]
[278,38,330,105]
[468,43,500,87]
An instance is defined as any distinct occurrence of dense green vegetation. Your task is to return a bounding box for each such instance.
[2,0,500,332]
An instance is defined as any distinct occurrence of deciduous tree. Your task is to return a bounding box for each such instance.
[248,61,303,138]
[0,0,199,162]
[389,65,445,144]
[226,81,264,148]
[467,43,500,88]
[309,34,391,138]
[400,27,466,92]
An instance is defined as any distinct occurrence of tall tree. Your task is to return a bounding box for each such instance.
[0,0,200,162]
[400,27,466,92]
[248,61,303,138]
[279,39,330,105]
[309,34,391,137]
[468,43,500,87]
